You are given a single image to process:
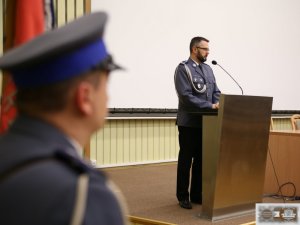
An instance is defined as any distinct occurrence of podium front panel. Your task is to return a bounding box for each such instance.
[202,94,273,221]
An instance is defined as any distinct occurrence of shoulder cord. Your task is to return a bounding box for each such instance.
[71,174,130,225]
[70,174,89,225]
[174,66,180,97]
[183,64,207,94]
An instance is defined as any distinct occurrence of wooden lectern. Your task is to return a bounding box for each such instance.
[201,94,273,221]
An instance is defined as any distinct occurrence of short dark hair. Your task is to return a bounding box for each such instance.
[16,70,103,114]
[189,36,209,53]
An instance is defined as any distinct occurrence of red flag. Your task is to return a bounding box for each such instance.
[0,0,44,133]
[14,0,45,46]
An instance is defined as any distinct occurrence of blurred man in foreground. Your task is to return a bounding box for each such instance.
[0,12,127,225]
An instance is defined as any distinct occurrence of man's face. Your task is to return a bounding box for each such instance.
[195,41,210,63]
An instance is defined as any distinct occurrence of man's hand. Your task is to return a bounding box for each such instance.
[212,102,219,109]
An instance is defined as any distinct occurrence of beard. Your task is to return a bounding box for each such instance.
[197,54,207,63]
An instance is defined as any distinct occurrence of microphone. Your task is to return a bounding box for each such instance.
[212,60,244,95]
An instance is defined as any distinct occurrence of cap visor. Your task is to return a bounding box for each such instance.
[108,62,124,71]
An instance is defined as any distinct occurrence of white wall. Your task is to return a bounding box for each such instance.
[92,0,300,110]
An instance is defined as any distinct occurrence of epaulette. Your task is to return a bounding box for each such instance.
[55,150,91,174]
[180,60,188,65]
[55,150,107,179]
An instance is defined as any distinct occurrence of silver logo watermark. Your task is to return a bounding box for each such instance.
[256,203,300,224]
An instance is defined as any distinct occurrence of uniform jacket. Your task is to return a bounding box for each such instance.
[0,115,126,225]
[174,58,221,127]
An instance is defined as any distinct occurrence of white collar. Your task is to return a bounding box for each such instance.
[191,58,199,66]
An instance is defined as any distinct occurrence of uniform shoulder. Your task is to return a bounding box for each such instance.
[179,60,188,65]
[53,150,107,183]
[54,150,93,174]
[202,63,214,72]
[202,62,212,68]
[178,60,194,70]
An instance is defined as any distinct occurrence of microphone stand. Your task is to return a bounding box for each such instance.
[212,61,244,95]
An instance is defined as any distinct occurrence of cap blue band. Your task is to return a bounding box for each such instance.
[12,39,108,88]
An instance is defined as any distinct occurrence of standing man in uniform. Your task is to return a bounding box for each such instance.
[0,12,128,224]
[174,36,221,209]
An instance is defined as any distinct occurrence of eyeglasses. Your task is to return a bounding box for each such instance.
[196,47,210,51]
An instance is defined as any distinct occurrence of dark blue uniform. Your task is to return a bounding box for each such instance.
[174,58,220,203]
[0,115,126,225]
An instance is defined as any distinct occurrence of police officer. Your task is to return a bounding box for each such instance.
[0,12,128,225]
[174,36,221,209]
